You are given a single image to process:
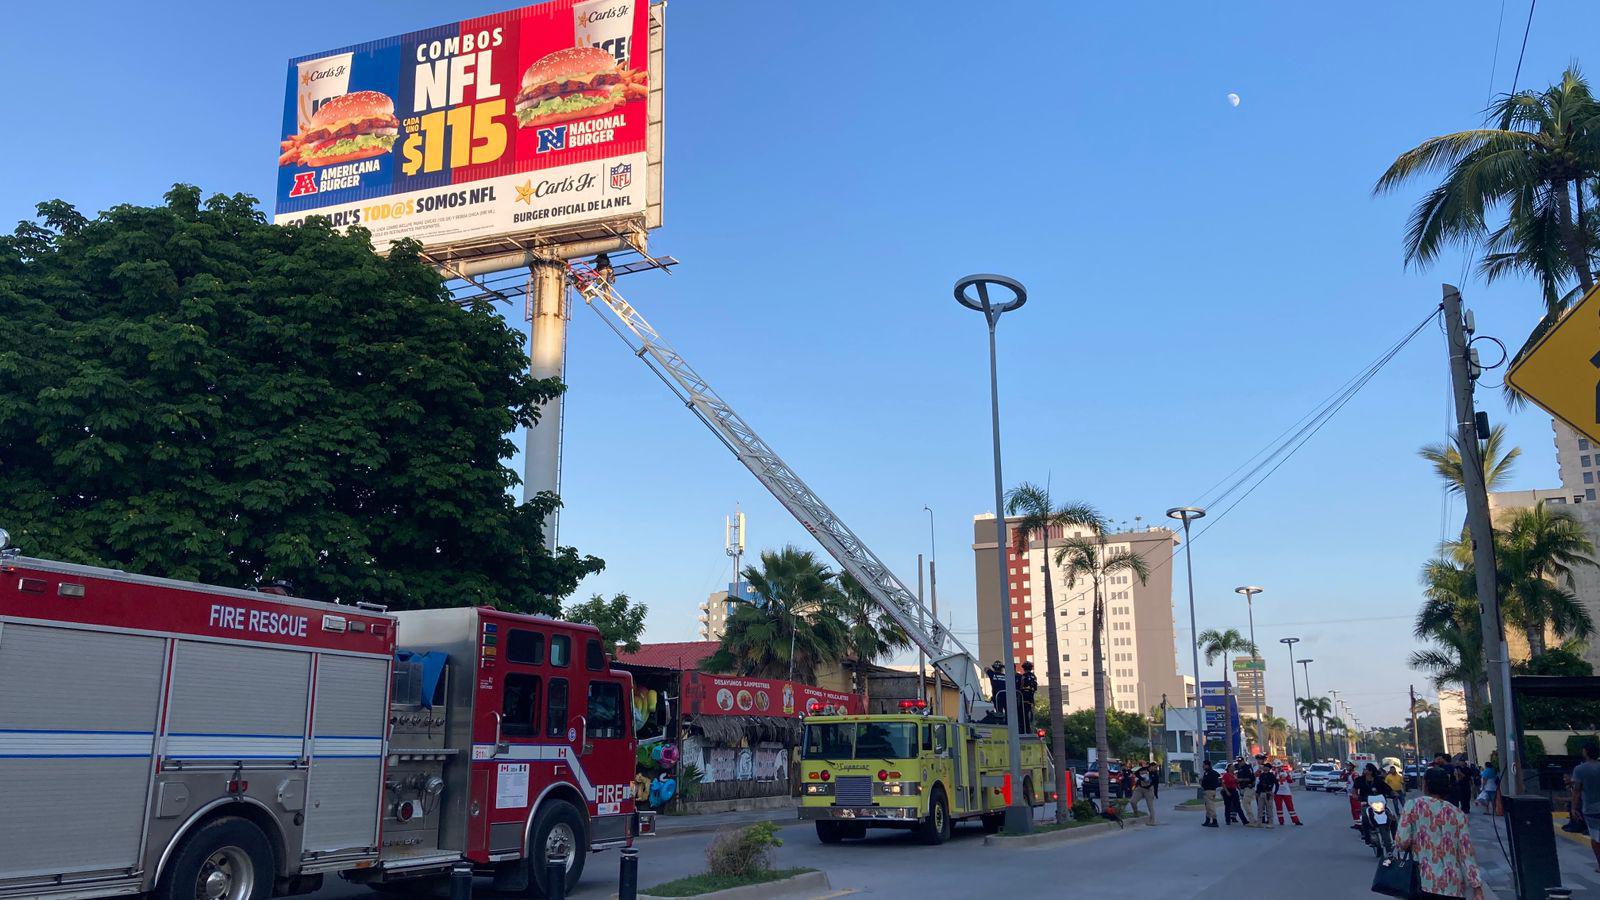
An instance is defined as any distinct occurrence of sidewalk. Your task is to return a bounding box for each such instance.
[1469,808,1599,898]
[654,803,799,837]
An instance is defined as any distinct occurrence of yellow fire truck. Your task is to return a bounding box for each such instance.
[571,266,1058,845]
[796,703,1054,844]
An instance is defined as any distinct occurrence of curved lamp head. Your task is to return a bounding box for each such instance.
[1299,658,1314,666]
[1165,506,1206,524]
[954,274,1027,324]
[1279,637,1300,646]
[1235,585,1264,599]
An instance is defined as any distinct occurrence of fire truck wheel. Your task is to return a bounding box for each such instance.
[527,801,586,898]
[917,789,951,845]
[814,821,844,844]
[158,816,275,900]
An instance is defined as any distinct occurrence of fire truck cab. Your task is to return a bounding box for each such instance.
[0,548,642,900]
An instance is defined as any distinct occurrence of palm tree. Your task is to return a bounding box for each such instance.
[1305,697,1334,760]
[1499,504,1598,655]
[1196,628,1256,700]
[1057,533,1150,809]
[706,546,845,682]
[1375,67,1600,305]
[1004,482,1104,823]
[1265,715,1289,756]
[830,576,912,701]
[1325,716,1348,758]
[1412,556,1488,719]
[1418,425,1521,496]
[1295,697,1322,759]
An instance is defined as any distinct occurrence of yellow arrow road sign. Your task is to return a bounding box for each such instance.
[1507,282,1600,445]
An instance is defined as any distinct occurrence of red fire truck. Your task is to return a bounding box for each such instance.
[0,542,646,900]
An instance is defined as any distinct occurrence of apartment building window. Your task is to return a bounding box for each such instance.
[1587,471,1595,485]
[1582,438,1592,451]
[1584,455,1592,466]
[1589,489,1596,501]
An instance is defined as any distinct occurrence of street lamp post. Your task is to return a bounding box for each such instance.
[955,273,1031,835]
[924,505,940,718]
[1279,637,1301,761]
[1165,506,1207,781]
[1234,585,1266,754]
[1298,659,1315,758]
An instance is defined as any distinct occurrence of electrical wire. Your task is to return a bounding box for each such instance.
[1509,0,1537,97]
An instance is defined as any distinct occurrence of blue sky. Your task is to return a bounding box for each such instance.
[2,1,1589,727]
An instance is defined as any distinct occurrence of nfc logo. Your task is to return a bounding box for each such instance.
[536,126,568,153]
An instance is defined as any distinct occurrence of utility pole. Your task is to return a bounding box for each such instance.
[1410,685,1422,763]
[1441,284,1519,792]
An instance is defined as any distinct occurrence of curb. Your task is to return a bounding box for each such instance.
[982,814,1147,847]
[654,815,796,838]
[632,869,832,900]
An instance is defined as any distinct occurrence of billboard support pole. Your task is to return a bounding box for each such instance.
[527,257,570,549]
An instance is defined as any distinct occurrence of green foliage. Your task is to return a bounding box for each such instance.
[1524,735,1548,769]
[1070,798,1097,821]
[564,592,648,653]
[677,762,704,803]
[703,822,783,877]
[1566,734,1600,757]
[705,546,850,682]
[1513,648,1600,729]
[0,188,602,611]
[1035,704,1149,760]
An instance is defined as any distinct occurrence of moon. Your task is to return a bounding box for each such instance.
[1226,92,1241,108]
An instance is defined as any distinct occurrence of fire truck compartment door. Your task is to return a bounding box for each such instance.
[303,654,388,853]
[0,623,166,881]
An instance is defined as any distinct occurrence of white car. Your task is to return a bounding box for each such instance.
[1303,763,1338,791]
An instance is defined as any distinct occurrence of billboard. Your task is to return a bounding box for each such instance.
[273,0,661,251]
[683,673,863,719]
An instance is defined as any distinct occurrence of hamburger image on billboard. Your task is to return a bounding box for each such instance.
[280,91,400,168]
[514,45,645,129]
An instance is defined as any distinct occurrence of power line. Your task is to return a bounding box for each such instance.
[1509,0,1538,96]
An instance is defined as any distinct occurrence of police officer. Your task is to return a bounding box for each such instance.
[987,661,1008,723]
[1018,661,1039,733]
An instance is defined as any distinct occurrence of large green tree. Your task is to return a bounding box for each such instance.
[829,575,911,699]
[0,187,601,611]
[1004,482,1103,823]
[564,592,648,654]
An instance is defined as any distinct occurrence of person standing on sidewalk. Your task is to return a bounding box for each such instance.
[1273,763,1303,825]
[1132,764,1159,825]
[1572,743,1600,872]
[1200,763,1221,827]
[1253,757,1277,827]
[1221,765,1247,826]
[1396,767,1484,900]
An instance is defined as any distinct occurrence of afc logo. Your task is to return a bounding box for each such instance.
[288,172,318,197]
[609,163,632,190]
[536,126,567,153]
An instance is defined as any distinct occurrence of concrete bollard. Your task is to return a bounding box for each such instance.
[449,861,472,900]
[545,857,567,900]
[618,848,639,900]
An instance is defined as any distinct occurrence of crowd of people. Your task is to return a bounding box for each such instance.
[1196,755,1301,827]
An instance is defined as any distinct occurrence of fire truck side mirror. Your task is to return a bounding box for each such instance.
[0,528,15,560]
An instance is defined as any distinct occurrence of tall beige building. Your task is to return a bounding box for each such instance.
[1554,420,1600,503]
[697,583,756,641]
[972,515,1186,715]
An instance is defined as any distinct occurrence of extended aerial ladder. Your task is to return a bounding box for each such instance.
[569,263,989,719]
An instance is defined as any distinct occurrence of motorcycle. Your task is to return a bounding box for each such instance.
[1361,794,1396,858]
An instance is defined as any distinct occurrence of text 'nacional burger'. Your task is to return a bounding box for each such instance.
[279,91,400,168]
[514,46,646,129]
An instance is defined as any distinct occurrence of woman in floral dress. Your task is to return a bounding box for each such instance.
[1396,767,1484,900]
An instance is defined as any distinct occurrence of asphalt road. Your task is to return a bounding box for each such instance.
[314,789,1389,899]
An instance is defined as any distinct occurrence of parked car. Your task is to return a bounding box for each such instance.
[1324,768,1351,793]
[1303,763,1337,790]
[1403,765,1422,789]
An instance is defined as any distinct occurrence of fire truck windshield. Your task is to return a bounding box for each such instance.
[802,722,918,760]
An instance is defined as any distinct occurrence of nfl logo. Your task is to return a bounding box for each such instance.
[609,163,632,190]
